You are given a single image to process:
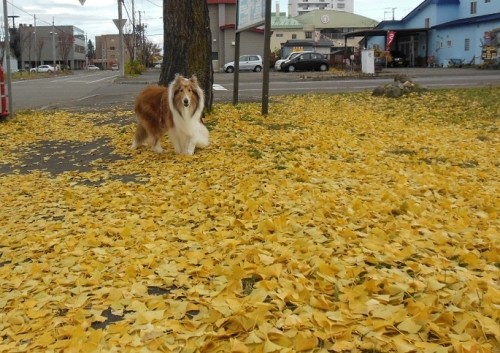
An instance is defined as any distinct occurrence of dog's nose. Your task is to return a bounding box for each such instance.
[183,98,189,107]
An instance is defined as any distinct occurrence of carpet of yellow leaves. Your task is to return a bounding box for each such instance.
[0,88,499,353]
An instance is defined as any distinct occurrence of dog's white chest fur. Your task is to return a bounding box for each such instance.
[167,78,209,155]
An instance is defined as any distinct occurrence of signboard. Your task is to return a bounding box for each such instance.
[237,0,265,32]
[482,45,497,60]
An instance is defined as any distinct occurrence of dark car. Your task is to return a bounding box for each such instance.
[280,52,329,72]
[390,51,409,67]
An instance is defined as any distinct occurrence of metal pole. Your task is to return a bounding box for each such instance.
[2,0,14,117]
[232,32,240,105]
[52,18,57,68]
[262,0,272,115]
[118,0,125,76]
[232,0,240,105]
[132,0,136,61]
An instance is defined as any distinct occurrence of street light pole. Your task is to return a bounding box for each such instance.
[51,18,57,69]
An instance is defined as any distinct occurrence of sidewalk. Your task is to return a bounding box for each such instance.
[114,67,493,85]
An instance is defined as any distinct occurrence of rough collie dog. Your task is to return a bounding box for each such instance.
[132,74,209,155]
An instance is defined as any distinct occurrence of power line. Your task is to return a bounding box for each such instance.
[143,0,161,8]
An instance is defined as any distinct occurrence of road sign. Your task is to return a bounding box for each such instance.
[113,19,127,30]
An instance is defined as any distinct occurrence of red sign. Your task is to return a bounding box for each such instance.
[386,31,396,51]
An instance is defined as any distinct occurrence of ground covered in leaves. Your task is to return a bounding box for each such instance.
[0,87,499,353]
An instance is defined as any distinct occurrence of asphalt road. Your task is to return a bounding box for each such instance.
[9,67,500,112]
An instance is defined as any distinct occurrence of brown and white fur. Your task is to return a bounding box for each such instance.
[132,74,209,155]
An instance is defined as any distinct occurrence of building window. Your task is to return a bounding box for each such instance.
[485,0,490,3]
[470,1,477,14]
[110,46,116,50]
[465,38,470,51]
[425,18,430,28]
[337,3,345,9]
[292,34,297,39]
[447,40,452,48]
[276,33,283,38]
[305,32,312,39]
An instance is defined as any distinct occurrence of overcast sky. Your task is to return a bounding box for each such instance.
[3,0,424,50]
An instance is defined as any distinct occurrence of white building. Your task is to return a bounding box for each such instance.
[288,0,354,17]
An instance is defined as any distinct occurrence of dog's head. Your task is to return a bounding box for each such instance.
[171,74,202,111]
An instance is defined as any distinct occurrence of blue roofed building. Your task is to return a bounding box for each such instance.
[346,0,500,67]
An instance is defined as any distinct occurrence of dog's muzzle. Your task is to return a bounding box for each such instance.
[183,97,190,107]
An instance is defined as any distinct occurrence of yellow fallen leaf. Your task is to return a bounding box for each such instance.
[295,331,317,351]
[230,338,249,353]
[397,318,422,334]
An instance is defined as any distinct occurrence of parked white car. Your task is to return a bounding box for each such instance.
[30,65,55,73]
[87,65,100,71]
[223,55,263,73]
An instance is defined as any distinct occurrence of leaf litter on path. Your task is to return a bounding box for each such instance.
[0,88,498,352]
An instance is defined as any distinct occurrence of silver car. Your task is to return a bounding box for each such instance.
[30,65,55,73]
[223,55,263,73]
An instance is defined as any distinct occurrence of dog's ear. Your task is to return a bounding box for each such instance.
[174,73,184,82]
[190,75,198,84]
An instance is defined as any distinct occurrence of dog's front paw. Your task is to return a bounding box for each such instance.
[152,145,164,153]
[178,143,196,155]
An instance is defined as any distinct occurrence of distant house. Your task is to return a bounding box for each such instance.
[349,0,500,67]
[271,9,379,58]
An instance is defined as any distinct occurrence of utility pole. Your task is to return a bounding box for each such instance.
[384,7,396,20]
[33,15,37,68]
[51,18,57,68]
[117,0,125,76]
[7,15,19,28]
[138,11,142,64]
[112,0,126,76]
[132,0,136,61]
[137,11,146,65]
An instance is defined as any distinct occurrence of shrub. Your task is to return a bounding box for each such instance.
[125,60,145,75]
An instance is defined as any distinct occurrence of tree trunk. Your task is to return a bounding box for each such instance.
[160,0,213,111]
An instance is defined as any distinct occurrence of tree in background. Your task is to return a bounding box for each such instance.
[35,38,45,67]
[86,40,95,64]
[141,39,161,67]
[159,0,213,111]
[58,33,74,69]
[9,27,21,70]
[19,25,34,70]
